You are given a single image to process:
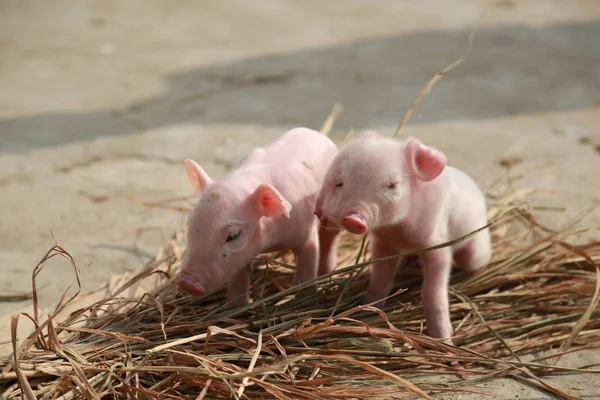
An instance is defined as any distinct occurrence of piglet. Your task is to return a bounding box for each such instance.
[176,127,341,307]
[315,131,492,343]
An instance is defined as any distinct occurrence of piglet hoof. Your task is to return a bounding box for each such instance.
[437,337,454,346]
[427,326,454,346]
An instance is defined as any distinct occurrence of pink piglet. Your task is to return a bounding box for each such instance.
[177,127,342,307]
[315,131,492,343]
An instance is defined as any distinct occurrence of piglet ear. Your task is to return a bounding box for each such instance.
[184,159,214,193]
[252,184,292,219]
[405,138,447,182]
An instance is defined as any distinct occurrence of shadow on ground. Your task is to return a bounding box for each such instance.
[1,20,599,153]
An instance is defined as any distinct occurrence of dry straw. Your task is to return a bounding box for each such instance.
[2,180,599,400]
[2,45,600,399]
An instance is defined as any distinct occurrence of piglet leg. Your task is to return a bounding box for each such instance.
[420,248,453,344]
[226,266,250,308]
[293,229,319,299]
[453,229,492,272]
[318,226,341,276]
[294,229,319,284]
[364,239,401,306]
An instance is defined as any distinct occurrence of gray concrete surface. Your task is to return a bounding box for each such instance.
[1,0,600,398]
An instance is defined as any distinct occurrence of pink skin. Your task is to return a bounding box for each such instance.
[315,131,492,344]
[177,127,342,307]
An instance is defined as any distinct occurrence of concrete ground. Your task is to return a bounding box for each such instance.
[1,0,599,398]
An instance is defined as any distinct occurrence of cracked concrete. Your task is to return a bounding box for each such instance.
[1,0,600,398]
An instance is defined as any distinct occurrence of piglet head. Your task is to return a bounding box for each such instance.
[316,133,446,234]
[176,159,292,296]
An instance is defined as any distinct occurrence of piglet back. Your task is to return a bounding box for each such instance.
[264,127,338,179]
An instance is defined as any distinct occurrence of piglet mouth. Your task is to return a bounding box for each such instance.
[176,273,206,296]
[317,215,344,231]
[341,212,369,235]
[315,208,338,231]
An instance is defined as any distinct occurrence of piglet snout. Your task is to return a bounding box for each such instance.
[342,213,368,235]
[176,273,206,296]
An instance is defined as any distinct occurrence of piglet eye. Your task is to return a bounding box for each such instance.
[226,231,241,242]
[335,182,343,188]
[387,182,398,190]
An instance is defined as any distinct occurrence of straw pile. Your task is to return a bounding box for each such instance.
[1,176,599,399]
